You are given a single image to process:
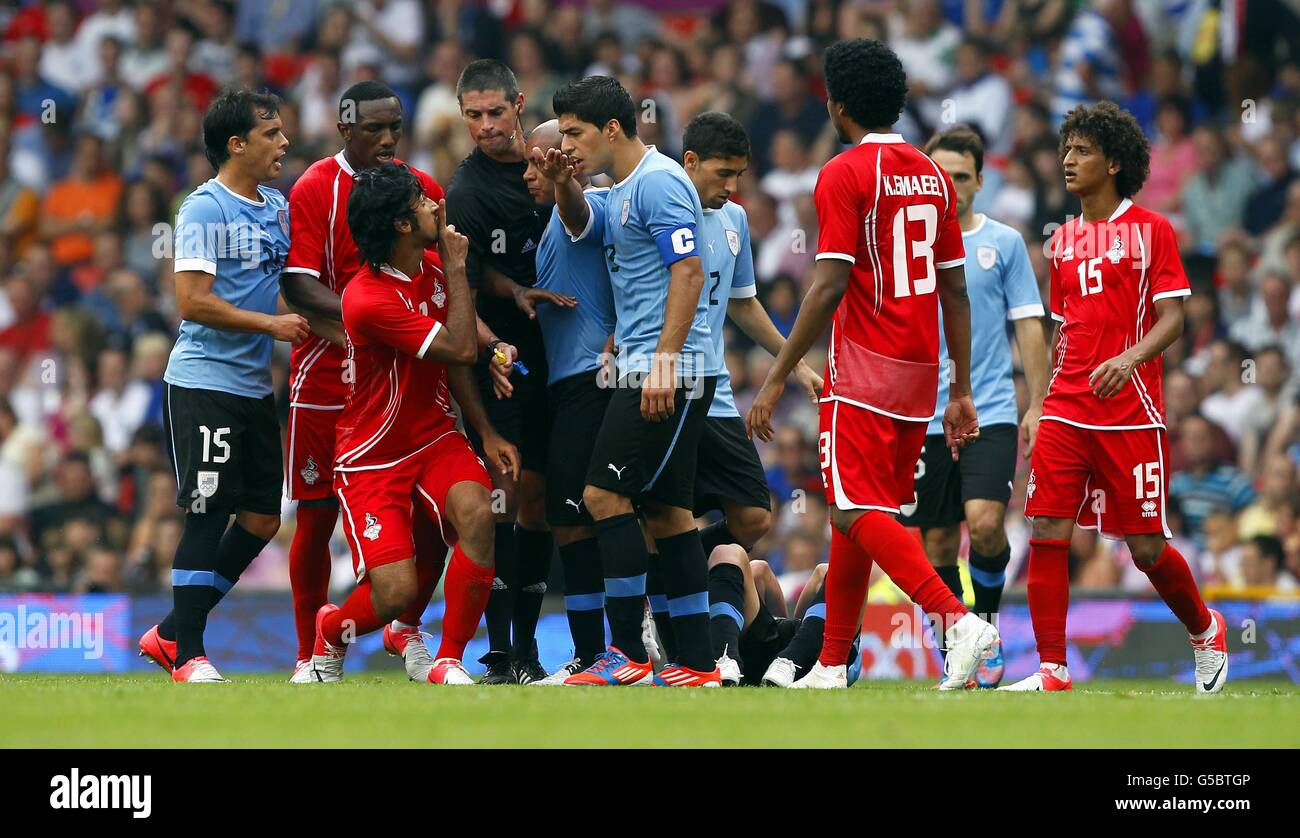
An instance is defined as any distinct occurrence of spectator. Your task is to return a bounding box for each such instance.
[28,452,123,554]
[760,130,820,228]
[0,128,41,257]
[119,2,169,92]
[1199,339,1263,445]
[39,1,98,95]
[413,42,473,183]
[1239,347,1295,475]
[887,0,961,129]
[0,274,52,364]
[1239,455,1299,539]
[1245,136,1297,237]
[80,36,128,143]
[584,0,662,51]
[1240,534,1296,591]
[40,133,124,268]
[1214,240,1254,327]
[88,346,151,456]
[344,0,425,91]
[1138,95,1198,216]
[1169,414,1257,545]
[1181,126,1257,256]
[942,39,1014,157]
[1229,272,1300,375]
[1051,0,1129,125]
[75,1,136,82]
[76,546,122,593]
[233,0,319,56]
[0,536,38,592]
[747,59,826,175]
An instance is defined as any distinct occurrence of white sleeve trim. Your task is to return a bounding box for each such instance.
[568,208,596,242]
[1050,312,1065,323]
[729,283,757,300]
[416,322,441,359]
[1152,288,1192,302]
[1007,303,1046,321]
[175,257,217,275]
[815,252,856,263]
[936,257,966,269]
[283,266,322,278]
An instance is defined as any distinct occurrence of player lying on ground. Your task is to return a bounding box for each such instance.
[540,75,723,686]
[279,80,450,683]
[139,89,307,683]
[1003,102,1228,694]
[703,546,862,687]
[897,125,1051,688]
[747,38,999,690]
[309,163,518,685]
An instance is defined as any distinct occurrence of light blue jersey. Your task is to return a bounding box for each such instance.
[699,201,755,418]
[575,147,716,378]
[535,188,616,385]
[164,178,289,399]
[928,214,1043,435]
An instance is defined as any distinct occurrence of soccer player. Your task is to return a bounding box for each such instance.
[279,81,449,684]
[518,120,614,684]
[309,163,517,686]
[898,125,1050,688]
[1001,102,1228,693]
[705,547,862,688]
[446,60,563,684]
[538,75,721,686]
[137,89,308,683]
[670,110,822,665]
[747,39,999,690]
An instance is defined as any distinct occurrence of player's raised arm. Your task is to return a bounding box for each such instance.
[533,145,590,238]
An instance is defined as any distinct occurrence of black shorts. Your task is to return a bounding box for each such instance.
[585,374,716,510]
[163,384,283,516]
[545,370,612,527]
[898,423,1018,530]
[693,416,772,516]
[738,601,800,686]
[467,332,551,474]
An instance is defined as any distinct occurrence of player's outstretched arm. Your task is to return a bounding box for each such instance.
[175,270,308,344]
[1089,296,1184,399]
[481,263,577,319]
[531,147,589,237]
[1013,315,1050,457]
[727,296,823,403]
[746,258,849,441]
[448,363,519,481]
[937,264,979,459]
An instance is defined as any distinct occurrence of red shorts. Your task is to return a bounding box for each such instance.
[286,405,342,501]
[818,398,928,513]
[334,431,491,581]
[1024,419,1172,539]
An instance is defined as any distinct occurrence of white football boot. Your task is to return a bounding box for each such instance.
[761,657,799,688]
[937,612,1000,690]
[790,661,847,689]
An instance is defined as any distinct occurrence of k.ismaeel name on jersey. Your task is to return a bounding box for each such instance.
[881,173,945,198]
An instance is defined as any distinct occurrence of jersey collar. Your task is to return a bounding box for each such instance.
[859,133,905,144]
[613,145,655,188]
[379,262,417,282]
[335,150,355,177]
[211,177,266,206]
[1108,198,1133,222]
[962,213,987,237]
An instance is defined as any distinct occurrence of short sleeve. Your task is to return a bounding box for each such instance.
[343,282,442,359]
[445,189,486,289]
[1003,231,1045,320]
[571,188,608,245]
[933,169,965,269]
[729,210,757,299]
[639,170,699,268]
[1048,232,1065,323]
[174,194,224,275]
[1146,217,1191,303]
[813,157,860,264]
[284,174,325,278]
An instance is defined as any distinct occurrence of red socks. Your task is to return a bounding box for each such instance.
[849,511,966,614]
[1141,543,1212,635]
[819,526,874,667]
[1027,538,1070,665]
[437,544,494,661]
[323,578,384,648]
[289,505,338,660]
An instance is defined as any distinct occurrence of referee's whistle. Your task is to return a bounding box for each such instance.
[494,349,530,376]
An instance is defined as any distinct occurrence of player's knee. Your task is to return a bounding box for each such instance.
[1128,536,1166,569]
[371,577,415,621]
[808,562,828,588]
[582,485,620,519]
[829,507,860,535]
[708,543,747,569]
[1031,516,1071,542]
[967,518,1006,557]
[728,506,771,549]
[456,500,496,543]
[237,512,280,541]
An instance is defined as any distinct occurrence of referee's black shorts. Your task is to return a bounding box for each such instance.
[898,423,1018,530]
[466,328,551,475]
[163,383,283,516]
[584,374,716,511]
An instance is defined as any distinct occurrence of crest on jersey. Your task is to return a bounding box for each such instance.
[197,470,219,498]
[300,455,319,486]
[726,229,740,256]
[977,246,997,270]
[363,513,382,541]
[432,278,446,309]
[1026,469,1037,499]
[620,199,630,226]
[1107,234,1126,264]
[277,209,289,237]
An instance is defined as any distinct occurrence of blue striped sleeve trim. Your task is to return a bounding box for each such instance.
[648,594,669,614]
[804,602,827,621]
[605,574,646,598]
[565,592,606,612]
[172,569,234,592]
[708,601,744,630]
[968,564,1006,589]
[667,591,710,618]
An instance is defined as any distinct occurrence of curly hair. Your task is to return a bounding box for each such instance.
[1058,101,1151,198]
[823,39,907,130]
[346,163,422,271]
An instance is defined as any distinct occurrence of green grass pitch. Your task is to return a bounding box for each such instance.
[2,674,1297,747]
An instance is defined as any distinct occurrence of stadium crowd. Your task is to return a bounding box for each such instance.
[0,0,1296,604]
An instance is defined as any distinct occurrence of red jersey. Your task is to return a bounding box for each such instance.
[334,255,457,471]
[284,151,443,408]
[1044,199,1189,430]
[814,133,965,421]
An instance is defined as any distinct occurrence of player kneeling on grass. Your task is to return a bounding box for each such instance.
[705,546,861,687]
[310,163,519,685]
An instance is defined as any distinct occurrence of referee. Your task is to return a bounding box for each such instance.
[137,89,308,683]
[446,60,570,684]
